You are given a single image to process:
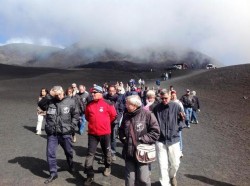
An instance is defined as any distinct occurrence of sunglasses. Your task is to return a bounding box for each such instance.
[161,97,169,100]
[91,92,99,94]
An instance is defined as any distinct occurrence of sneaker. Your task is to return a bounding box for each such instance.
[196,120,199,124]
[72,135,77,143]
[187,125,190,128]
[84,177,94,186]
[103,167,111,177]
[36,131,42,135]
[170,177,177,186]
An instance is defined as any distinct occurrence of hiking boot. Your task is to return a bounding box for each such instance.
[103,167,111,177]
[84,177,94,186]
[170,177,177,186]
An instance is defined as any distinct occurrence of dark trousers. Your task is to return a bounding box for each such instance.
[47,134,73,175]
[84,134,111,177]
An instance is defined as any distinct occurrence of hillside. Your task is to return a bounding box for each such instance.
[0,43,220,69]
[0,64,249,185]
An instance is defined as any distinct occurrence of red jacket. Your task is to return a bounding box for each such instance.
[85,98,117,136]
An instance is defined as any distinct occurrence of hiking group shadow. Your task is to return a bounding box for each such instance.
[185,174,236,186]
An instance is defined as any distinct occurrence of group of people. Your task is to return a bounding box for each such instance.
[35,80,200,186]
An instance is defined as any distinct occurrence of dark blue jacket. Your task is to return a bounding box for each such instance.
[153,102,185,145]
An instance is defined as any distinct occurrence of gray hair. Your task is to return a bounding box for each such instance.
[146,90,156,98]
[52,86,64,93]
[126,95,142,107]
[160,89,169,96]
[191,91,196,96]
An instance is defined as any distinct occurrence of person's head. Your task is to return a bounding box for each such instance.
[51,86,64,100]
[146,90,156,103]
[125,95,142,113]
[66,87,73,97]
[160,90,170,105]
[90,85,103,101]
[108,85,117,96]
[170,85,174,91]
[191,90,196,96]
[78,85,86,93]
[116,86,125,94]
[170,90,177,100]
[40,88,49,97]
[71,83,78,90]
[186,89,190,95]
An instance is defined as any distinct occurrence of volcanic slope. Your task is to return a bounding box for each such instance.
[0,64,249,186]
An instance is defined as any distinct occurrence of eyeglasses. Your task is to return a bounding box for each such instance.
[161,97,169,100]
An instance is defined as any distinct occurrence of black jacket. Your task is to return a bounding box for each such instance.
[119,107,160,160]
[38,95,80,135]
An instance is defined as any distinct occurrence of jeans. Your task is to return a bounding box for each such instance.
[84,134,112,178]
[79,114,87,135]
[179,131,183,151]
[125,159,151,186]
[156,141,181,186]
[111,123,118,155]
[47,134,73,175]
[184,107,192,126]
[191,109,198,123]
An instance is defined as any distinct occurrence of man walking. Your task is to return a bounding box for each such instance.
[38,86,79,184]
[153,90,185,186]
[84,85,117,186]
[103,85,119,161]
[180,89,193,128]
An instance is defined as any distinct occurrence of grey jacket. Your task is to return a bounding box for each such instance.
[153,102,185,145]
[38,95,80,135]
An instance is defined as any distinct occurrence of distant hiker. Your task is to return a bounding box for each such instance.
[191,90,200,124]
[168,85,175,96]
[142,86,149,106]
[104,85,119,161]
[71,83,79,96]
[168,70,172,79]
[75,85,89,135]
[84,85,117,186]
[36,88,49,135]
[153,90,185,186]
[156,79,161,89]
[138,78,142,87]
[38,86,79,184]
[180,89,193,128]
[171,90,185,158]
[65,87,77,143]
[119,95,160,186]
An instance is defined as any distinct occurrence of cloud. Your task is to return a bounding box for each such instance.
[0,37,64,48]
[0,0,250,65]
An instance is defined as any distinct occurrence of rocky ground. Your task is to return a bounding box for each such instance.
[0,64,249,186]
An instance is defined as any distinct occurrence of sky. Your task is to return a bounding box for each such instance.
[0,0,250,66]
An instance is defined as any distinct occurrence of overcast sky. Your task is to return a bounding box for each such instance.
[0,0,249,66]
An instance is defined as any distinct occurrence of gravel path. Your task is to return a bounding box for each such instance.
[0,66,249,186]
